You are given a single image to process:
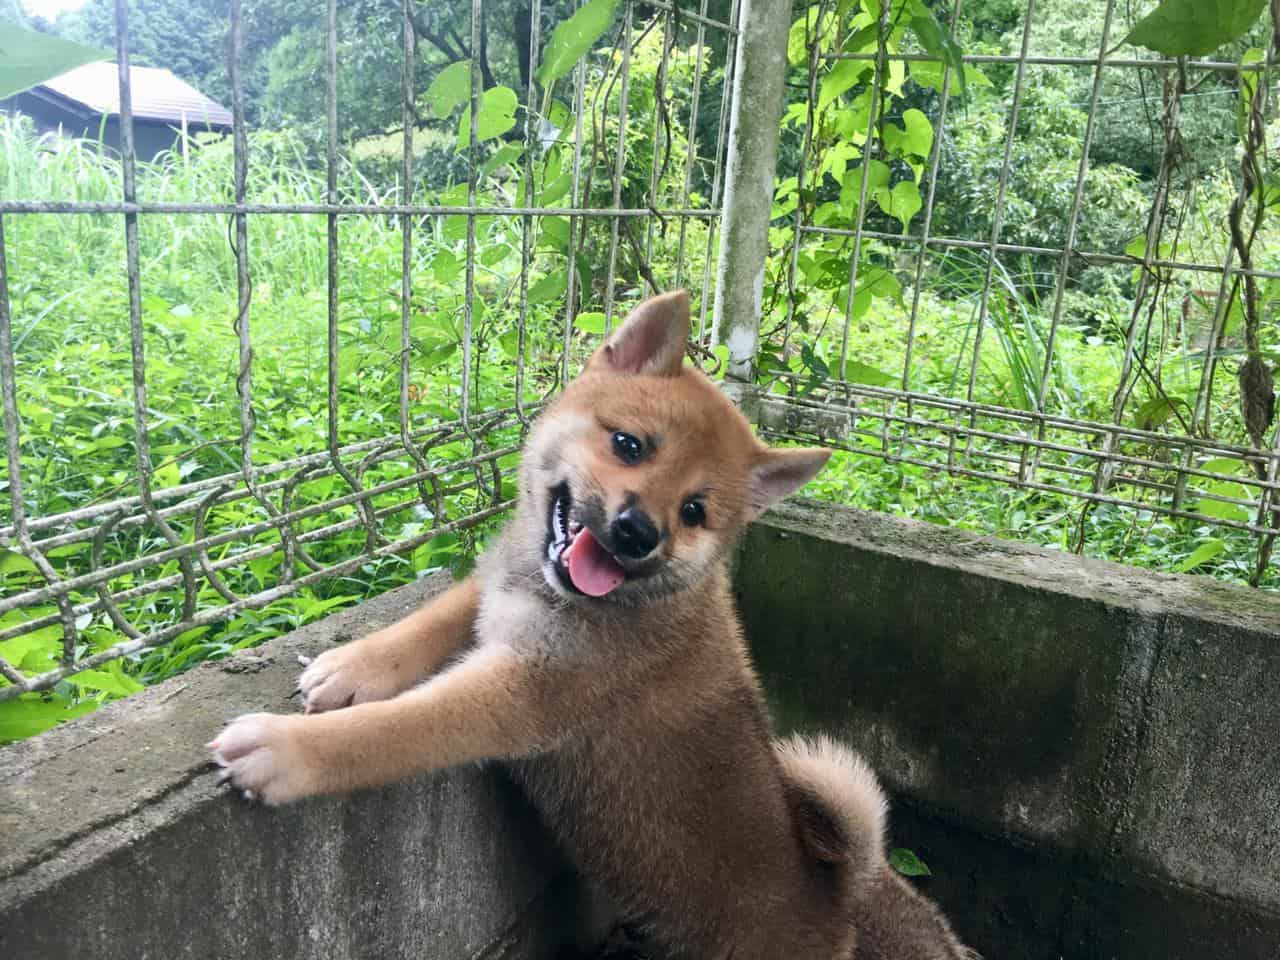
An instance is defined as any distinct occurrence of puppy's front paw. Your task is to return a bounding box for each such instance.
[298,641,406,714]
[208,713,317,806]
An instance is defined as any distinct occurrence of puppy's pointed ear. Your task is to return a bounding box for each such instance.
[747,448,831,519]
[592,290,690,376]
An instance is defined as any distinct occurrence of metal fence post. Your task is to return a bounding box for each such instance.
[711,0,792,381]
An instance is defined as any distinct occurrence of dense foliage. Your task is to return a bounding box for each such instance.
[1,0,1277,742]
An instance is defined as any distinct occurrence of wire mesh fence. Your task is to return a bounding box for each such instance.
[0,0,743,703]
[762,0,1280,587]
[2,0,1280,713]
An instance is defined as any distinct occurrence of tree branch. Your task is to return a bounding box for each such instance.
[408,10,464,62]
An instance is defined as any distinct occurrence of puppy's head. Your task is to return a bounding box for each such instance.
[522,290,829,605]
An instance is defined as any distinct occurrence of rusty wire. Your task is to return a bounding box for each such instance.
[0,0,739,700]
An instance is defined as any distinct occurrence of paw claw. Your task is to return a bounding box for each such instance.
[297,638,408,714]
[207,712,312,806]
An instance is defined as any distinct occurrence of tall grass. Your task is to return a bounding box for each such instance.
[0,116,512,741]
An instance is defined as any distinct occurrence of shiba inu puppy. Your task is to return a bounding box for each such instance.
[209,290,972,959]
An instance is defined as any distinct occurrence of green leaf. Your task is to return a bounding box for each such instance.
[480,143,523,177]
[801,343,830,380]
[710,344,731,376]
[413,532,460,573]
[418,340,457,372]
[861,266,905,307]
[537,0,618,85]
[819,58,871,112]
[498,330,521,359]
[877,180,923,232]
[908,14,966,94]
[539,216,571,251]
[426,61,472,119]
[336,348,363,381]
[1200,457,1248,476]
[832,95,874,143]
[910,60,989,92]
[1133,395,1186,430]
[0,548,39,576]
[18,646,56,672]
[575,311,607,335]
[528,271,567,304]
[885,109,933,160]
[1124,0,1266,57]
[847,285,874,321]
[1124,234,1173,260]
[442,214,496,242]
[153,461,181,489]
[845,360,896,387]
[539,171,574,207]
[1177,539,1226,573]
[0,24,111,101]
[1196,479,1251,521]
[457,86,519,148]
[820,141,861,185]
[0,694,98,744]
[72,661,145,697]
[433,249,462,283]
[788,7,833,66]
[480,244,511,267]
[547,99,572,131]
[841,161,891,212]
[0,624,61,668]
[886,57,907,98]
[889,847,932,877]
[1239,47,1266,128]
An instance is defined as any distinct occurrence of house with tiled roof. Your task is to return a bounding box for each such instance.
[2,61,232,161]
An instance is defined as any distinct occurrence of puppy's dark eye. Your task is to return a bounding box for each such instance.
[680,499,705,527]
[612,432,643,464]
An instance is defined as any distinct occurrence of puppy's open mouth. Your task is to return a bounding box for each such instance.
[546,485,626,598]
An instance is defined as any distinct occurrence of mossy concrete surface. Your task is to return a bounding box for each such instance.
[739,498,1280,958]
[0,573,574,960]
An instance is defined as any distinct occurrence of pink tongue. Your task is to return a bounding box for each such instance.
[565,527,626,597]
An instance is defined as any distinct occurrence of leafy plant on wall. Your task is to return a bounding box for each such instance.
[1125,0,1279,582]
[762,0,988,394]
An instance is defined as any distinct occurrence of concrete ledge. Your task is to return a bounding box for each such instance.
[738,499,1280,957]
[0,574,573,960]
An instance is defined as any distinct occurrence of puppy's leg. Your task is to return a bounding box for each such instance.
[211,644,587,805]
[299,575,480,713]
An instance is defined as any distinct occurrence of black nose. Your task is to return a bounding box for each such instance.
[611,507,660,559]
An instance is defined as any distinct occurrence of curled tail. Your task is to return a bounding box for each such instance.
[775,734,978,959]
[774,734,888,891]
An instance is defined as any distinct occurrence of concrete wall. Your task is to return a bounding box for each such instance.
[3,500,1279,958]
[0,575,575,960]
[738,499,1280,958]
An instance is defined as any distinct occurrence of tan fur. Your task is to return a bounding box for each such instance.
[297,576,480,712]
[210,290,972,959]
[775,735,887,880]
[776,735,974,960]
[850,870,980,960]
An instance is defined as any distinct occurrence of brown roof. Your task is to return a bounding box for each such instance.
[41,62,232,128]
